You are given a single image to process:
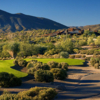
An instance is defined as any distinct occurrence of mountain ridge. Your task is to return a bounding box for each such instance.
[0,9,68,32]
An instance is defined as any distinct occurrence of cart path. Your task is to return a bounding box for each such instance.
[55,64,100,100]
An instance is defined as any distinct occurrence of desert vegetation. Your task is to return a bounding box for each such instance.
[0,28,100,99]
[0,87,57,100]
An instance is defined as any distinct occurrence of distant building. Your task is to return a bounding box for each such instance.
[67,27,84,35]
[42,28,84,37]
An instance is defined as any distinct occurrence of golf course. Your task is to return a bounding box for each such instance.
[0,58,84,78]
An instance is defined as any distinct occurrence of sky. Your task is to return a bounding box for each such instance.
[0,0,100,26]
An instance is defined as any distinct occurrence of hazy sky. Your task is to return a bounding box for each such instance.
[0,0,100,26]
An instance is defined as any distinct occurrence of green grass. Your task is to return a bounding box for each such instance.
[25,58,85,65]
[0,58,84,78]
[0,59,28,78]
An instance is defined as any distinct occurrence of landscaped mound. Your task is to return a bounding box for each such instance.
[0,87,57,100]
[0,72,22,87]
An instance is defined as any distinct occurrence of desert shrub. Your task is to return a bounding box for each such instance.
[90,42,95,46]
[0,87,57,100]
[47,61,58,69]
[69,55,75,58]
[75,55,81,58]
[18,59,27,67]
[27,67,36,75]
[26,60,38,69]
[58,62,68,71]
[41,64,50,70]
[81,54,86,58]
[2,90,11,95]
[38,54,44,58]
[34,87,57,100]
[34,69,54,82]
[78,40,87,46]
[13,58,20,65]
[36,63,50,70]
[50,68,67,80]
[85,57,91,61]
[32,55,37,58]
[30,63,49,73]
[17,51,26,57]
[0,94,18,100]
[59,51,69,58]
[90,57,100,66]
[18,87,57,100]
[53,54,60,58]
[27,62,50,75]
[44,48,62,56]
[0,94,32,100]
[80,50,87,54]
[95,36,100,46]
[87,37,94,45]
[14,58,27,67]
[93,50,100,55]
[73,49,79,54]
[86,50,94,55]
[94,63,99,69]
[61,39,74,53]
[1,51,11,58]
[0,72,22,87]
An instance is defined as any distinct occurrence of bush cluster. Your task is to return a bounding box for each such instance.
[80,50,87,54]
[69,54,85,59]
[85,57,91,61]
[26,60,38,69]
[0,72,22,87]
[47,61,68,71]
[0,87,57,100]
[69,55,75,58]
[86,50,94,55]
[80,49,100,55]
[14,58,27,67]
[34,69,54,82]
[27,60,68,81]
[90,57,100,69]
[73,49,79,54]
[28,63,50,75]
[50,68,67,80]
[0,51,11,58]
[59,51,69,58]
[75,55,81,58]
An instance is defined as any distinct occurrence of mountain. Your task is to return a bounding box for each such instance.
[0,10,68,32]
[79,24,100,31]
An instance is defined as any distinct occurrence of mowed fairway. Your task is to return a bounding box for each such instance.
[26,58,85,65]
[0,58,84,78]
[0,60,28,78]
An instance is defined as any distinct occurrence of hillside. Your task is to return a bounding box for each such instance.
[0,10,68,32]
[79,24,100,31]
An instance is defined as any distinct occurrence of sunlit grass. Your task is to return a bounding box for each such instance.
[0,59,28,78]
[25,58,84,65]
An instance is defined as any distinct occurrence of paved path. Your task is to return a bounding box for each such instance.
[55,63,100,100]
